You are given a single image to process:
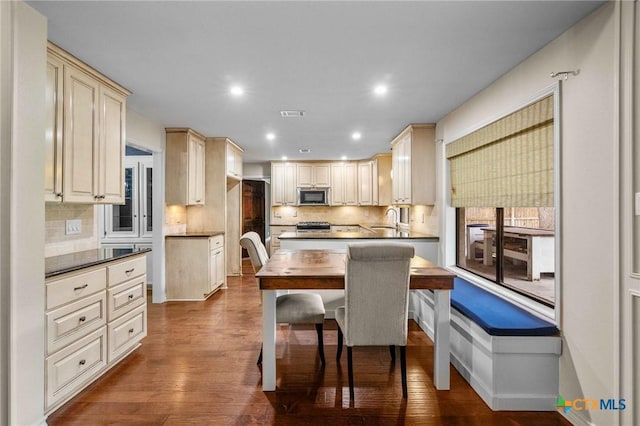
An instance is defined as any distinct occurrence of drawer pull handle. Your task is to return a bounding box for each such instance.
[125,268,135,274]
[128,294,134,300]
[73,284,88,291]
[79,359,86,366]
[128,328,135,334]
[78,316,86,322]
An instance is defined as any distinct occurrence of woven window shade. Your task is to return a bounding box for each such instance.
[446,95,554,207]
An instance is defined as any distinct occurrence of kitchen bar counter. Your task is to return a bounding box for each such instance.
[278,228,438,241]
[45,247,151,278]
[165,231,224,238]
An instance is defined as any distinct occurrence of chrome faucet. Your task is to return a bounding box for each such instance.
[385,207,398,229]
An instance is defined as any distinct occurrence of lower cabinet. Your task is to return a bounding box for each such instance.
[44,253,147,414]
[165,234,226,300]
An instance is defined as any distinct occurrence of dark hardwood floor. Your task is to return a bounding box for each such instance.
[47,260,571,425]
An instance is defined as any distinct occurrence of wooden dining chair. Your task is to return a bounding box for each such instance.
[335,242,414,400]
[239,232,326,366]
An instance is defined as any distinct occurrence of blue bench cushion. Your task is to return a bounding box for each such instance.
[450,278,558,336]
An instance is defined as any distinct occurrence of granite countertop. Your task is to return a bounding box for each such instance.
[278,226,438,241]
[45,247,151,278]
[165,231,225,238]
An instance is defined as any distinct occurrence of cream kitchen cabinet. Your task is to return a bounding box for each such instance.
[297,163,331,187]
[271,162,297,206]
[165,128,206,206]
[330,162,358,206]
[44,251,147,414]
[391,124,436,205]
[269,225,295,256]
[226,142,244,180]
[45,42,130,204]
[357,160,375,206]
[165,234,226,300]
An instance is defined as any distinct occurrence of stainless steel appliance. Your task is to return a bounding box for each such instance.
[296,221,331,233]
[297,188,329,206]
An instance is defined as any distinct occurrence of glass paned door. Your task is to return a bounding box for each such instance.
[141,163,153,238]
[103,155,152,239]
[105,164,139,237]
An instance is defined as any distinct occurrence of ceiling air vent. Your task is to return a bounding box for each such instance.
[299,148,311,154]
[280,110,305,117]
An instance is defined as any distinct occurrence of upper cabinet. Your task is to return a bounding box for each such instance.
[391,124,436,205]
[226,142,243,180]
[166,128,206,206]
[331,162,358,206]
[357,161,374,206]
[297,163,331,187]
[271,162,297,206]
[45,42,130,204]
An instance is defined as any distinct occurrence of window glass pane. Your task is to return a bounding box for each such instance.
[112,167,133,232]
[501,207,555,305]
[146,168,153,232]
[456,207,497,283]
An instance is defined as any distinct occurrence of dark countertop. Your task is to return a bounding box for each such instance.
[45,247,151,278]
[165,231,225,238]
[278,227,438,241]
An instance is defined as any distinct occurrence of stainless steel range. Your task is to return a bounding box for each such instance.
[296,221,331,233]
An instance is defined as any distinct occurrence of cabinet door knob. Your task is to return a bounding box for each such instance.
[125,268,135,274]
[128,328,135,334]
[78,316,86,322]
[79,359,86,366]
[128,294,134,300]
[73,283,88,291]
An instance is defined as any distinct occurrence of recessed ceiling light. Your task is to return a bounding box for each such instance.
[341,155,347,160]
[230,85,244,96]
[281,156,288,161]
[351,132,361,140]
[266,132,275,141]
[373,84,388,96]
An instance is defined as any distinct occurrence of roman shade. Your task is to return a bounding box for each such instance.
[446,95,554,207]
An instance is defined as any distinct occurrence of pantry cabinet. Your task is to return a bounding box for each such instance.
[165,128,206,206]
[391,124,436,205]
[271,162,297,206]
[45,42,129,204]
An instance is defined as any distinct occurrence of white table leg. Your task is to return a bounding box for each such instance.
[433,289,450,390]
[262,289,277,391]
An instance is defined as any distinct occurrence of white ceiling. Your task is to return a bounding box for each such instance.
[28,0,603,163]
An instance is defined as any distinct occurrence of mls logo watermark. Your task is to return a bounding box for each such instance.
[556,396,626,413]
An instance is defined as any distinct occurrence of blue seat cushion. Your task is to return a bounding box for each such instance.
[450,277,558,336]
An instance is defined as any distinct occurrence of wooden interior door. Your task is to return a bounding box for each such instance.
[242,180,266,257]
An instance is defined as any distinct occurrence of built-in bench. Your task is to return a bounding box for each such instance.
[410,277,562,411]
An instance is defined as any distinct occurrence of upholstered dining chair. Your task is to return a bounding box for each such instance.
[335,242,414,400]
[239,231,326,366]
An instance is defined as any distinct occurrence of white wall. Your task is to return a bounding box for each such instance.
[126,109,167,303]
[437,3,616,425]
[8,2,47,424]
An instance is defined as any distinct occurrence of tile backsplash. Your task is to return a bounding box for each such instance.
[45,204,99,257]
[272,205,391,226]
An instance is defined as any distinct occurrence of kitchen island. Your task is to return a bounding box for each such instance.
[278,226,439,318]
[279,225,439,262]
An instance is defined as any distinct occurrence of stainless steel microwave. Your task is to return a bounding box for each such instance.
[297,188,329,206]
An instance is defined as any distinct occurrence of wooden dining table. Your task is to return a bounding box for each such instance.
[255,248,456,392]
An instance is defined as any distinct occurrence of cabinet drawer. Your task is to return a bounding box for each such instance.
[108,276,146,321]
[46,290,107,355]
[46,268,106,310]
[107,255,146,287]
[209,235,224,251]
[46,327,107,410]
[108,304,146,363]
